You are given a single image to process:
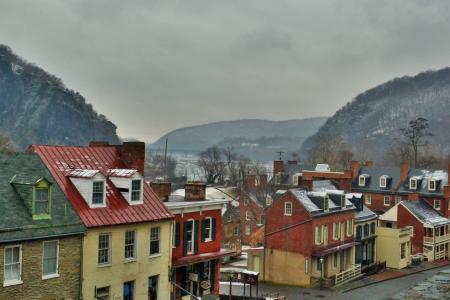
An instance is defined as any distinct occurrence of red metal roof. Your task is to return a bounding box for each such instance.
[173,249,235,267]
[30,145,173,228]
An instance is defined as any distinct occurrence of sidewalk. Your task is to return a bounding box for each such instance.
[334,260,450,292]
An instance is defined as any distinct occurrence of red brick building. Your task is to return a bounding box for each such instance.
[249,188,358,287]
[164,182,233,299]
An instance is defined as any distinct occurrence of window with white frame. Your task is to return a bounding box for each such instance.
[130,180,142,202]
[227,215,232,223]
[275,174,281,185]
[92,181,105,205]
[428,180,436,191]
[42,241,59,278]
[292,175,299,186]
[434,199,441,210]
[323,196,329,212]
[284,202,293,216]
[124,231,136,260]
[395,196,402,205]
[383,195,391,206]
[266,195,273,207]
[98,233,111,265]
[379,176,387,188]
[365,194,371,205]
[255,176,260,187]
[410,178,417,190]
[185,220,195,253]
[315,226,323,245]
[234,226,239,236]
[245,211,251,221]
[346,220,353,236]
[358,176,366,187]
[3,245,21,285]
[150,227,160,256]
[333,223,341,240]
[204,217,212,241]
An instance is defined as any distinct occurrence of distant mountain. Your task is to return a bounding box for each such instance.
[0,45,120,149]
[302,67,450,158]
[150,118,327,160]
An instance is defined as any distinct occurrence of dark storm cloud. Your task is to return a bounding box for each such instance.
[1,0,450,142]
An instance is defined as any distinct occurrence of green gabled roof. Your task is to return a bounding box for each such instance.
[0,153,85,243]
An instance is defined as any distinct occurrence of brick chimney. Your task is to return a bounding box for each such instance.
[274,160,284,175]
[365,161,374,167]
[400,162,410,182]
[350,161,360,178]
[150,182,172,202]
[119,142,145,174]
[185,182,206,201]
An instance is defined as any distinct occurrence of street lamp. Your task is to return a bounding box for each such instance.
[319,257,324,289]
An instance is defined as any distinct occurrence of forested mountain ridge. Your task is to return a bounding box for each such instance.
[302,67,450,159]
[0,45,120,149]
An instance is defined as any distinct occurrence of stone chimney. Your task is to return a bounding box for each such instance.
[150,182,172,202]
[350,161,360,178]
[118,142,145,174]
[185,182,206,201]
[400,162,410,182]
[273,160,284,175]
[365,161,374,167]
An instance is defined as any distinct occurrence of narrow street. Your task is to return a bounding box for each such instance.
[220,265,450,300]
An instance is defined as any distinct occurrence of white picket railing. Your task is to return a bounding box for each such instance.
[335,264,362,286]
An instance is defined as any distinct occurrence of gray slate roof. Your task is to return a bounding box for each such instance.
[289,189,355,217]
[0,153,86,243]
[402,200,450,227]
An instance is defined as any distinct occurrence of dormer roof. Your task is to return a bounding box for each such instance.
[289,189,354,217]
[107,168,138,178]
[30,145,173,227]
[66,168,101,178]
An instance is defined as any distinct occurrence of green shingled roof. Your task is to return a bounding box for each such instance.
[0,153,85,243]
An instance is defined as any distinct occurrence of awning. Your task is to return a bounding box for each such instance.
[312,241,359,257]
[173,249,235,268]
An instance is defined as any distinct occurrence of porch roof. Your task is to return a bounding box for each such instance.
[173,249,235,267]
[312,241,359,257]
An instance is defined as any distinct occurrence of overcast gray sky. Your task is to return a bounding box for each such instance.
[1,0,450,142]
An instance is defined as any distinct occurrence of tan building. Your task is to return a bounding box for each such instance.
[377,205,413,269]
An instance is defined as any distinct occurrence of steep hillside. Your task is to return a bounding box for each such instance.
[150,118,327,160]
[303,67,450,156]
[0,45,120,149]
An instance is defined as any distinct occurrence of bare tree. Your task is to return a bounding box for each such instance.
[305,134,353,170]
[198,146,226,184]
[399,117,434,168]
[145,153,177,179]
[0,133,16,153]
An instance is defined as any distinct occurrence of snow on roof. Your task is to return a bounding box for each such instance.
[315,164,330,172]
[290,189,321,212]
[66,169,100,178]
[312,180,339,192]
[107,168,138,177]
[402,200,450,227]
[345,193,363,199]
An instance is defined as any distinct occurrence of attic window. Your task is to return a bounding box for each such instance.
[379,176,387,188]
[92,181,105,206]
[323,195,329,212]
[358,176,366,187]
[130,180,142,202]
[35,188,50,215]
[410,178,417,190]
[428,180,436,192]
[340,195,346,208]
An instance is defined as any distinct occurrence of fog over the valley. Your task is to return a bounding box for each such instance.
[1,0,450,142]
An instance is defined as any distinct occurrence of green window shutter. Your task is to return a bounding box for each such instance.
[211,218,217,241]
[175,222,180,247]
[201,219,206,242]
[194,220,199,254]
[183,222,188,256]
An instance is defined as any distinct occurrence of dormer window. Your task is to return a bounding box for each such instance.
[358,176,366,187]
[323,195,329,212]
[131,180,142,202]
[92,181,105,206]
[410,178,417,190]
[35,188,50,215]
[379,176,387,188]
[428,180,436,192]
[340,195,346,208]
